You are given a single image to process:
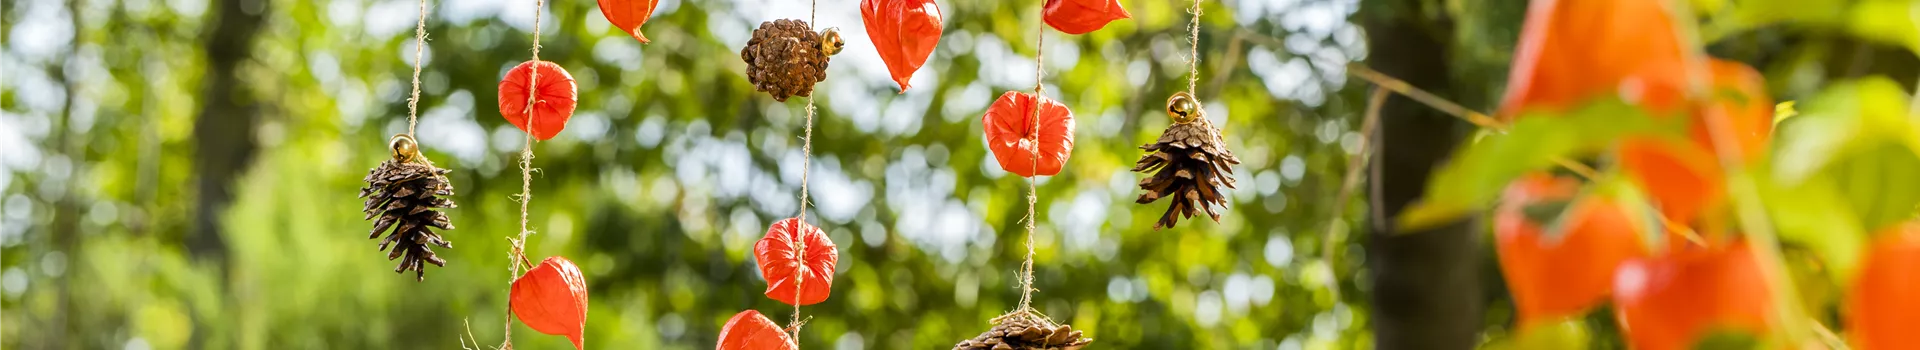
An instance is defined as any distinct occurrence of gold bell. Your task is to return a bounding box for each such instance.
[1166,92,1201,124]
[820,28,846,56]
[389,133,421,163]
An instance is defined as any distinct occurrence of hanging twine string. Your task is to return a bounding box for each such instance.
[502,0,546,347]
[1186,0,1202,97]
[1185,0,1219,135]
[788,0,821,343]
[1013,0,1046,320]
[407,0,429,138]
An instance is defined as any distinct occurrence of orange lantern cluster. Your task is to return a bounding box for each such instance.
[1490,0,1783,347]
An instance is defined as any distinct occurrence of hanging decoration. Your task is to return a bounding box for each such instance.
[359,0,456,281]
[1616,58,1773,224]
[509,256,589,350]
[360,134,458,280]
[496,0,587,348]
[1041,0,1130,35]
[955,0,1106,348]
[953,315,1089,350]
[1132,0,1239,230]
[1494,172,1649,327]
[742,19,845,102]
[1611,243,1773,350]
[718,310,799,350]
[595,0,661,43]
[983,91,1075,178]
[1848,223,1920,349]
[498,60,579,141]
[721,4,840,349]
[755,218,840,306]
[859,0,943,92]
[1132,92,1240,230]
[1497,0,1683,118]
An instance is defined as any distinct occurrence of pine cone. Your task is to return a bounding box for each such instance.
[952,316,1091,350]
[360,158,457,281]
[741,19,835,102]
[1133,93,1240,230]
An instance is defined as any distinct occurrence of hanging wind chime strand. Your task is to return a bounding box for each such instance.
[359,0,458,282]
[956,2,1103,348]
[779,0,825,344]
[790,0,820,343]
[1132,0,1240,231]
[501,0,546,347]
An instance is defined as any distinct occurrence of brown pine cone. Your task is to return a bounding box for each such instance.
[952,316,1091,350]
[741,19,837,102]
[360,145,457,281]
[1133,92,1240,230]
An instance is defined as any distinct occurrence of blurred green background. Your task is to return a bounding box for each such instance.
[1,0,1378,348]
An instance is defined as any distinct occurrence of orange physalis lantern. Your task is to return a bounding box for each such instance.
[1499,0,1686,118]
[1617,59,1773,223]
[754,218,839,306]
[498,60,578,141]
[1042,0,1130,35]
[983,91,1075,178]
[860,0,943,92]
[1612,243,1774,350]
[717,310,797,350]
[1847,223,1920,349]
[595,0,661,43]
[1494,173,1650,328]
[509,256,589,350]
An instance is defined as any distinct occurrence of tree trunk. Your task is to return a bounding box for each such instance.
[189,0,267,263]
[1361,1,1484,349]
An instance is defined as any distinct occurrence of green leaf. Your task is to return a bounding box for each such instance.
[1397,100,1680,231]
[1846,0,1920,55]
[1692,329,1764,350]
[1771,77,1920,232]
[1512,318,1592,350]
[1519,201,1572,224]
[1832,144,1920,232]
[1711,0,1846,41]
[1756,169,1866,285]
[1772,101,1796,126]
